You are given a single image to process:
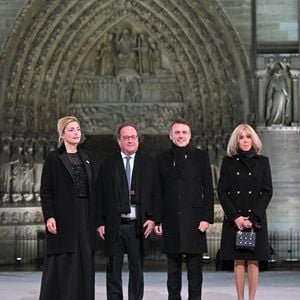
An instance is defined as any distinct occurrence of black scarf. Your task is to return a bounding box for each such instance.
[237,148,257,169]
[171,143,191,175]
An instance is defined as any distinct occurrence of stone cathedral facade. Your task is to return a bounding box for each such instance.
[0,0,299,264]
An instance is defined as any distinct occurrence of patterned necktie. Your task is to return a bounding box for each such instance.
[125,156,131,189]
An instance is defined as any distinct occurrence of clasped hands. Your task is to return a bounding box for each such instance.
[235,216,252,231]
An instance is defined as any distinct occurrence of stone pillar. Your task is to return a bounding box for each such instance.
[256,70,267,125]
[257,126,300,231]
[291,70,300,125]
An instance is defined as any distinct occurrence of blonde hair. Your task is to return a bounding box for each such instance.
[227,124,262,156]
[57,116,80,145]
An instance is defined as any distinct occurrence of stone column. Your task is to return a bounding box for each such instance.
[256,70,267,125]
[257,126,300,231]
[291,70,300,125]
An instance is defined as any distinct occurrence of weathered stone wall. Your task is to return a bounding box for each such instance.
[217,0,253,64]
[0,0,26,47]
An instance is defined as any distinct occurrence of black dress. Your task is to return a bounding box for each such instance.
[39,152,94,300]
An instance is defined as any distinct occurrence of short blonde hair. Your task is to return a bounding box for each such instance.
[57,116,80,145]
[227,124,262,156]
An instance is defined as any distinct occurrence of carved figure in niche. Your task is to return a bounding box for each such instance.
[33,210,43,223]
[0,212,9,224]
[127,78,141,102]
[265,62,290,126]
[33,138,45,194]
[149,39,170,76]
[23,211,31,224]
[117,28,138,71]
[22,138,34,194]
[11,211,20,224]
[138,33,151,74]
[118,77,128,102]
[0,136,12,195]
[10,137,25,195]
[96,32,116,76]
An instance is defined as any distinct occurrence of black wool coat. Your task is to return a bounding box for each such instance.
[217,154,273,260]
[95,151,160,257]
[40,145,96,255]
[157,147,214,254]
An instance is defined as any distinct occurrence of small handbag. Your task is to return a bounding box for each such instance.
[235,228,256,251]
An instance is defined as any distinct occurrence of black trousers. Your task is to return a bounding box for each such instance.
[106,220,144,300]
[167,253,203,300]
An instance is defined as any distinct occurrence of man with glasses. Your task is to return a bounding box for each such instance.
[96,123,160,300]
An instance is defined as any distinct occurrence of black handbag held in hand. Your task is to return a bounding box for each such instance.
[235,228,256,251]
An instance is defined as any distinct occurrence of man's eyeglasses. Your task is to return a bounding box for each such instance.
[121,135,138,141]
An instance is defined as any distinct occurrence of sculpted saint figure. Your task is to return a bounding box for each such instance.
[265,62,290,126]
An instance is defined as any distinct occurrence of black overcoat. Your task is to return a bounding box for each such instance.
[157,147,214,254]
[95,151,160,256]
[40,145,96,255]
[217,154,273,260]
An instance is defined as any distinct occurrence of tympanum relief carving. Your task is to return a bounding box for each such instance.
[70,24,187,134]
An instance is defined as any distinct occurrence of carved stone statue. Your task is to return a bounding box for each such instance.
[0,136,12,195]
[265,62,290,126]
[96,32,116,76]
[138,33,151,74]
[117,28,138,71]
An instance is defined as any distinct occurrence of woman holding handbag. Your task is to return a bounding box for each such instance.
[217,124,273,300]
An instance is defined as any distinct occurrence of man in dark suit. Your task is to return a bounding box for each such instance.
[155,119,214,300]
[96,123,160,300]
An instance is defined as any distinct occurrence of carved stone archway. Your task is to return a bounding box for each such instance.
[0,0,253,137]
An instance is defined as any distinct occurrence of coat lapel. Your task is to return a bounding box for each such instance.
[79,149,93,193]
[131,152,141,203]
[59,152,74,181]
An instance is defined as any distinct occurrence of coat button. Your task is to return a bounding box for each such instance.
[249,172,252,175]
[236,172,240,175]
[248,191,252,194]
[236,158,239,160]
[248,209,252,213]
[237,191,240,194]
[178,211,182,215]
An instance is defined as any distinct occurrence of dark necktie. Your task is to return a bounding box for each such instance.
[125,156,131,189]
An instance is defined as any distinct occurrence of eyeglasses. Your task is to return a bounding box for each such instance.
[121,135,138,141]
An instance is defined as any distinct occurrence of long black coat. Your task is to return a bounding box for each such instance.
[40,145,96,255]
[157,147,214,254]
[217,154,273,260]
[95,151,160,256]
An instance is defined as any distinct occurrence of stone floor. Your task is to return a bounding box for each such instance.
[0,270,299,299]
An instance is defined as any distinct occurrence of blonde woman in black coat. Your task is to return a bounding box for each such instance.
[39,116,95,300]
[217,124,273,300]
